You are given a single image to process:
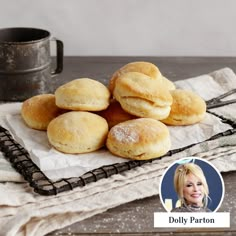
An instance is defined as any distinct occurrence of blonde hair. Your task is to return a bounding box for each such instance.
[174,162,209,207]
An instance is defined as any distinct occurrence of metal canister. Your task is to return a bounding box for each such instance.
[0,27,63,101]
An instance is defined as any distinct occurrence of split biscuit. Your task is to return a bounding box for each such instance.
[113,72,173,120]
[109,61,163,93]
[109,61,175,93]
[21,94,65,130]
[55,78,110,111]
[106,118,171,160]
[47,111,109,154]
[161,89,206,125]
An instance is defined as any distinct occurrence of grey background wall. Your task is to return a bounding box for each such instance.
[1,0,236,56]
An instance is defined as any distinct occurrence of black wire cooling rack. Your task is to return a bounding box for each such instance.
[0,90,236,196]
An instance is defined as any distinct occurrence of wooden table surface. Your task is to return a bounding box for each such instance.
[47,57,236,236]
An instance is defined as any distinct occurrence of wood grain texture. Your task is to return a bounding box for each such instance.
[47,57,236,235]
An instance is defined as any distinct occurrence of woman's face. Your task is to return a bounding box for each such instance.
[183,173,204,206]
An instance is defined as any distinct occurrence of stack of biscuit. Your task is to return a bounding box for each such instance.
[21,78,110,154]
[21,61,206,161]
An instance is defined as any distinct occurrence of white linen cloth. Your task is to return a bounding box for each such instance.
[0,67,236,236]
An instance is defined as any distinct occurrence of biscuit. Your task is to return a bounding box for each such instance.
[21,94,65,130]
[55,78,110,111]
[162,76,176,90]
[47,111,109,154]
[161,89,206,125]
[106,118,171,160]
[98,99,137,128]
[109,61,163,93]
[113,72,173,120]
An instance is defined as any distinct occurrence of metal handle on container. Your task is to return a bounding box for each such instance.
[51,37,63,77]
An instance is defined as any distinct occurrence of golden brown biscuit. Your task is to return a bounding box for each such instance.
[47,111,109,154]
[113,72,173,120]
[161,89,206,125]
[55,78,110,111]
[98,99,137,129]
[109,61,162,93]
[162,76,176,90]
[21,94,65,130]
[106,118,171,160]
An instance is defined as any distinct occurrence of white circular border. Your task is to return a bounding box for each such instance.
[159,157,225,212]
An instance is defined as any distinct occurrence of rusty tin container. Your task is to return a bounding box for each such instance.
[0,27,63,101]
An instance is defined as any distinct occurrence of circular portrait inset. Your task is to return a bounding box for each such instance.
[159,157,225,212]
